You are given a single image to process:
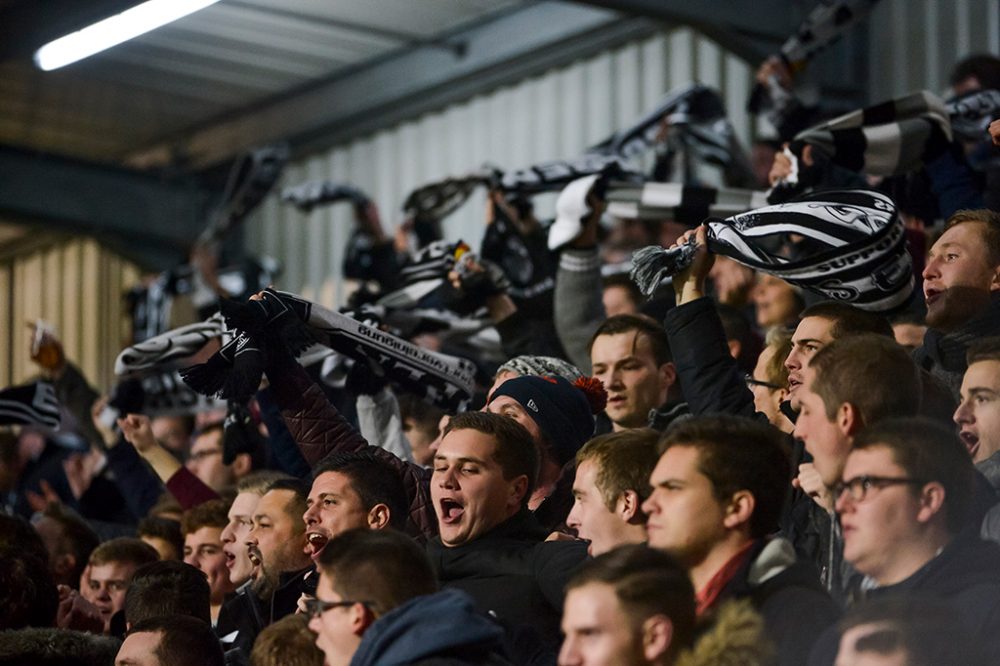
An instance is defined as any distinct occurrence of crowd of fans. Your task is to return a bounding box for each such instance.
[3,36,1000,666]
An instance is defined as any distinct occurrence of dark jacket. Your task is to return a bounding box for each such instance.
[663,297,760,421]
[914,292,1000,401]
[809,533,1000,665]
[426,509,589,663]
[350,589,510,666]
[267,356,583,542]
[218,566,315,665]
[717,538,840,666]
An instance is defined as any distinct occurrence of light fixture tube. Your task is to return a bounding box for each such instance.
[35,0,221,71]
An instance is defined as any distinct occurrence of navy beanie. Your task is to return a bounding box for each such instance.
[489,375,603,466]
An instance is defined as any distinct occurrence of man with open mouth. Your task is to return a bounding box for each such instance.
[916,210,1000,399]
[429,411,589,662]
[302,450,408,563]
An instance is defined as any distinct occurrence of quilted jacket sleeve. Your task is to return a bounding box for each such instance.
[266,358,438,541]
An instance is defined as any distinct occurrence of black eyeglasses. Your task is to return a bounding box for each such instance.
[744,373,784,391]
[834,475,927,503]
[303,597,375,619]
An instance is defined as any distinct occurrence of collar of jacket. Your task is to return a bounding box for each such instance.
[921,291,1000,372]
[647,399,691,430]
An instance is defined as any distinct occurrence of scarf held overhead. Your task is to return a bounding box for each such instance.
[0,382,61,429]
[792,90,952,176]
[630,189,913,312]
[399,84,738,221]
[182,289,477,412]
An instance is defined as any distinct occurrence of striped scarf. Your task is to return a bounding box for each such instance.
[0,382,61,429]
[115,314,226,376]
[280,181,370,212]
[181,289,477,412]
[749,0,882,115]
[549,176,768,250]
[792,90,951,177]
[630,189,913,312]
[400,84,738,220]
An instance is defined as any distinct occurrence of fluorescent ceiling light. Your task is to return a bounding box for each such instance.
[34,0,221,71]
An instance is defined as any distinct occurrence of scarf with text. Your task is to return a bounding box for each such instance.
[630,189,912,312]
[181,289,477,412]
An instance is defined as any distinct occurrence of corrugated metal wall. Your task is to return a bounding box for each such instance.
[247,2,1000,312]
[869,0,999,98]
[0,237,140,392]
[244,27,760,309]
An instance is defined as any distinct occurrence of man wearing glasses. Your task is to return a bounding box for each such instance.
[816,418,1000,664]
[306,529,506,666]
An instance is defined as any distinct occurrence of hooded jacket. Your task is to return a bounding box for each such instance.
[350,589,510,666]
[676,599,774,666]
[716,538,839,666]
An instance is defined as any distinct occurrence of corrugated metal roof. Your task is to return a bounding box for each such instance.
[0,0,524,165]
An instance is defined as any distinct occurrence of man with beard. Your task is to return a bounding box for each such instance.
[222,479,312,662]
[216,471,291,651]
[916,209,1000,399]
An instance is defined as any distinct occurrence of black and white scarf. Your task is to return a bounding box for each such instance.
[115,314,226,376]
[791,90,951,177]
[182,289,477,412]
[479,204,555,308]
[630,189,913,312]
[199,143,289,244]
[947,89,1000,141]
[749,0,882,114]
[280,181,370,213]
[0,382,61,429]
[606,182,770,221]
[500,83,730,195]
[137,370,227,417]
[376,240,471,310]
[402,171,496,222]
[549,175,768,249]
[400,84,737,221]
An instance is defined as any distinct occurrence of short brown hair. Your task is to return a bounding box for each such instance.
[251,614,324,666]
[576,429,659,517]
[88,537,159,568]
[763,326,793,387]
[589,314,672,365]
[180,499,230,536]
[567,545,695,662]
[658,415,790,539]
[799,302,894,340]
[945,209,1000,267]
[236,470,293,496]
[808,334,920,426]
[854,418,975,534]
[445,411,539,505]
[967,336,1000,365]
[317,529,436,619]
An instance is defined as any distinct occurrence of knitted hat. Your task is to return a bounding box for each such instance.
[496,356,584,384]
[489,375,607,465]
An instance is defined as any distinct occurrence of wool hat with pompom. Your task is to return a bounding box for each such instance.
[489,374,607,466]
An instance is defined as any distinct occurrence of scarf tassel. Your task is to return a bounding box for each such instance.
[629,242,696,297]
